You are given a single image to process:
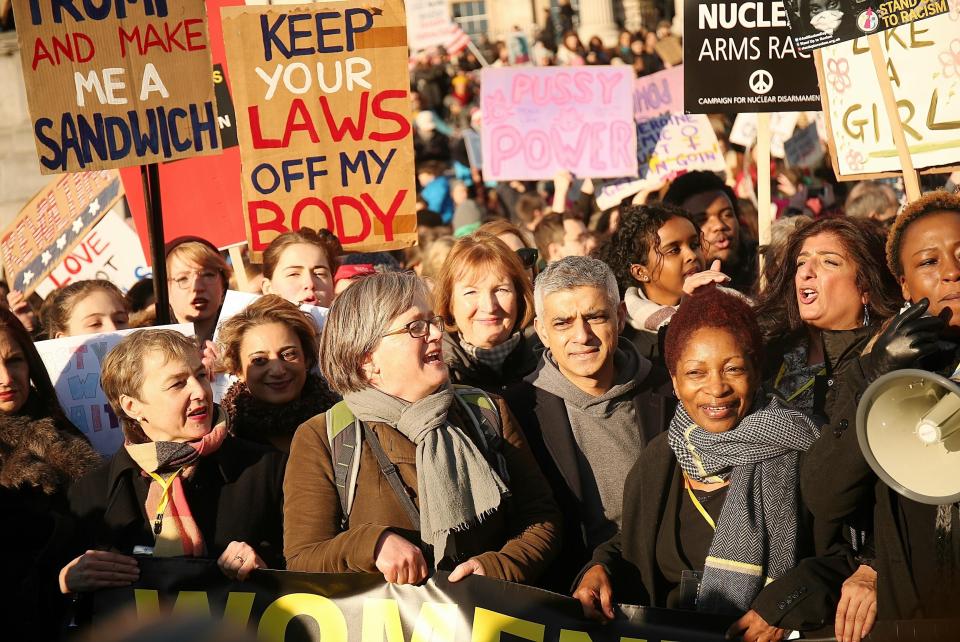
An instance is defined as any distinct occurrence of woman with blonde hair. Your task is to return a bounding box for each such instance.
[435,233,541,393]
[217,295,338,453]
[165,237,231,343]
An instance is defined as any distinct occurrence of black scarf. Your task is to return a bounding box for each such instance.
[220,373,339,442]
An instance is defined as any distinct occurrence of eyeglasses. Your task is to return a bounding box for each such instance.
[516,247,539,269]
[383,315,445,339]
[169,270,221,290]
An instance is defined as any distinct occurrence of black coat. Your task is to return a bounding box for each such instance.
[66,436,286,568]
[0,404,100,642]
[503,355,675,592]
[586,434,853,630]
[801,341,960,620]
[443,330,543,395]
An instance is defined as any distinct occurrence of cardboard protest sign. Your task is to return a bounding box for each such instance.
[221,0,419,261]
[481,66,637,181]
[12,0,219,174]
[36,324,193,456]
[784,122,826,167]
[210,290,327,401]
[728,112,800,158]
[1,170,123,296]
[595,67,725,211]
[684,0,821,113]
[815,14,960,178]
[784,0,949,52]
[35,210,148,298]
[118,0,247,262]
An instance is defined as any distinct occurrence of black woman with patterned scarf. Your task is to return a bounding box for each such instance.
[217,294,339,454]
[574,286,855,642]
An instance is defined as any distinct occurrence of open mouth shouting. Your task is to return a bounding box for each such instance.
[186,404,210,423]
[424,346,444,366]
[798,287,818,305]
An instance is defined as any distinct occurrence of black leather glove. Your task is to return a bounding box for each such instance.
[862,299,945,381]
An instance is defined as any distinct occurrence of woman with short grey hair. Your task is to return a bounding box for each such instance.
[284,272,561,586]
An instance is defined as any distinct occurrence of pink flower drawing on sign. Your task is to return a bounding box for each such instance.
[827,58,851,94]
[846,150,865,171]
[940,40,960,78]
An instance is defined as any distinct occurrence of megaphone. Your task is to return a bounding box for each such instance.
[857,368,960,505]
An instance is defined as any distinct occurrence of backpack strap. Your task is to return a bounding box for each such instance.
[362,424,421,531]
[327,402,362,529]
[452,385,510,485]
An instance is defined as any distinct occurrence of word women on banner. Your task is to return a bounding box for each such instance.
[480,66,638,181]
[0,170,123,296]
[35,210,148,298]
[815,11,960,178]
[784,0,949,52]
[12,0,219,173]
[684,0,822,113]
[221,0,418,260]
[36,324,194,456]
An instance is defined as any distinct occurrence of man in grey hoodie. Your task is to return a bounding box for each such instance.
[504,256,675,592]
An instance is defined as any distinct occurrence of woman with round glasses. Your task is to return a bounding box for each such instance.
[165,237,230,343]
[284,271,561,586]
[434,233,542,394]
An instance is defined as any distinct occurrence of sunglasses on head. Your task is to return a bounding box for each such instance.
[516,247,539,269]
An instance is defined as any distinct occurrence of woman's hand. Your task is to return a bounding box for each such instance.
[572,564,614,621]
[201,340,221,381]
[6,290,36,332]
[217,541,265,581]
[683,260,730,296]
[59,550,139,594]
[835,565,877,642]
[726,610,785,642]
[448,558,485,582]
[374,531,428,585]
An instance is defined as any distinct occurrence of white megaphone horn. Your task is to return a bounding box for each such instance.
[856,369,960,505]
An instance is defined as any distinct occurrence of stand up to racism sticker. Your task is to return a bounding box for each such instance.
[12,0,220,173]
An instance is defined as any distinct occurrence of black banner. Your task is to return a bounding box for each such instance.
[94,558,734,642]
[683,0,821,113]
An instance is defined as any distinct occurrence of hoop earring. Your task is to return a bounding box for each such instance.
[862,304,870,327]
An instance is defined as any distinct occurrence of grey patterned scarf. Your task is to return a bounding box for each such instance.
[460,333,522,372]
[343,383,508,564]
[668,395,820,614]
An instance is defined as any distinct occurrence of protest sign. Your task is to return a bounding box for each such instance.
[684,0,821,113]
[117,0,247,261]
[784,122,826,167]
[36,324,193,456]
[96,558,733,642]
[11,0,219,174]
[481,66,637,181]
[595,67,725,210]
[210,290,328,401]
[1,170,122,296]
[814,14,960,179]
[35,210,149,298]
[784,0,949,52]
[728,112,800,158]
[221,0,419,261]
[463,129,483,169]
[406,0,458,51]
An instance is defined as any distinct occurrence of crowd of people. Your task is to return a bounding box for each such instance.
[4,12,960,642]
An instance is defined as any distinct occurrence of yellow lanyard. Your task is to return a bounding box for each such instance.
[774,362,827,403]
[147,468,183,535]
[683,473,717,531]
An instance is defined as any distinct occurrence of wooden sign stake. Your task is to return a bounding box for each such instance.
[756,112,772,292]
[228,245,249,292]
[140,163,171,325]
[867,34,921,202]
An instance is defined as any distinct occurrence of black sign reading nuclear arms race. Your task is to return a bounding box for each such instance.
[683,0,821,114]
[783,0,949,52]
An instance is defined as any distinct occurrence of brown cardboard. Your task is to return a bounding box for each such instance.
[12,0,219,174]
[221,0,418,259]
[1,170,124,295]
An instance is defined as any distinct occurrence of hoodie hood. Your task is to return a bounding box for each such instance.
[529,339,651,417]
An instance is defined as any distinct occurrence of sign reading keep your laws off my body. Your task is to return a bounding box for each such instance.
[12,0,220,174]
[221,0,418,260]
